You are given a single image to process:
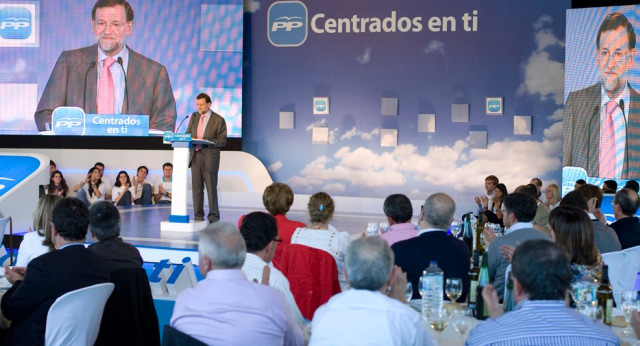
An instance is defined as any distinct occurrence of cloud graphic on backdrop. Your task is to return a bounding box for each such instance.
[341,127,380,140]
[306,119,338,144]
[517,15,565,105]
[268,161,283,172]
[323,183,346,192]
[424,40,446,55]
[356,47,372,65]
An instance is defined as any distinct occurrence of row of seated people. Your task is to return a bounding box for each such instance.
[45,160,173,206]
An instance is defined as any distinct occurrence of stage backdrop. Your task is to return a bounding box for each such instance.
[243,0,569,203]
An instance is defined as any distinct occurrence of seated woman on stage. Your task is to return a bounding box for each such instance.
[15,194,61,267]
[291,192,352,291]
[73,167,105,206]
[45,170,69,197]
[111,171,134,206]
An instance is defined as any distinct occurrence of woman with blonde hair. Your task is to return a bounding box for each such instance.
[545,184,561,210]
[15,194,62,267]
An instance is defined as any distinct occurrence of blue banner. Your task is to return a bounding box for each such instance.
[52,107,149,136]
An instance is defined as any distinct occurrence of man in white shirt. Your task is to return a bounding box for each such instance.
[310,236,434,346]
[239,212,306,329]
[475,175,499,213]
[133,165,153,205]
[94,162,112,200]
[154,162,173,204]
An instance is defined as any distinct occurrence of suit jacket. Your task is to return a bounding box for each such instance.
[392,231,470,301]
[186,110,227,168]
[563,82,640,178]
[591,219,622,254]
[610,216,640,250]
[34,44,177,132]
[1,244,110,346]
[89,237,143,273]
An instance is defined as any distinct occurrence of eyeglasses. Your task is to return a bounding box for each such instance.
[94,21,127,31]
[599,49,631,63]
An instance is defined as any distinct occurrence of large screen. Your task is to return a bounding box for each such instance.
[0,0,243,137]
[563,5,640,191]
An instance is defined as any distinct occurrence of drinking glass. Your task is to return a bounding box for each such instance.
[405,281,413,303]
[428,308,449,344]
[621,290,638,336]
[452,306,472,340]
[445,278,463,303]
[450,220,462,238]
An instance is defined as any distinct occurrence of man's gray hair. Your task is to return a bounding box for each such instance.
[345,236,394,291]
[89,201,121,241]
[423,193,455,230]
[198,222,246,269]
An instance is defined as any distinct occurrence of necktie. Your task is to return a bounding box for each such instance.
[599,100,618,178]
[195,114,206,151]
[97,57,116,114]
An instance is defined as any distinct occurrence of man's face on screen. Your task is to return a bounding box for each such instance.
[92,5,133,56]
[597,26,635,97]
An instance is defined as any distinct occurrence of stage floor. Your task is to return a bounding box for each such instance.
[117,204,390,250]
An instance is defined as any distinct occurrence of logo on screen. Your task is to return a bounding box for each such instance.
[0,7,31,39]
[268,1,307,47]
[52,107,86,136]
[314,99,327,112]
[487,100,501,113]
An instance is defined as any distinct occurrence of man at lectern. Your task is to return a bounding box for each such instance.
[187,93,227,222]
[33,0,177,132]
[564,11,640,179]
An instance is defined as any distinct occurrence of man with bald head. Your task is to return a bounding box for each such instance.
[611,188,640,249]
[392,193,471,301]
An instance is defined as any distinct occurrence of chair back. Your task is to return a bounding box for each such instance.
[45,282,114,346]
[162,325,207,346]
[602,251,625,304]
[616,245,640,301]
[279,244,341,319]
[0,217,13,265]
[503,264,512,302]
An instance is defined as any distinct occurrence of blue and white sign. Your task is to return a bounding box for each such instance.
[0,156,40,198]
[268,1,308,47]
[0,2,39,47]
[52,107,149,136]
[313,97,329,114]
[486,97,503,115]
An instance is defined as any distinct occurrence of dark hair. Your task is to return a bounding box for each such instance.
[47,170,69,197]
[94,162,104,169]
[51,198,90,241]
[50,160,56,167]
[512,239,571,300]
[87,167,102,198]
[576,179,586,185]
[597,11,636,50]
[197,93,212,104]
[92,0,134,22]
[624,180,639,193]
[89,201,121,241]
[262,183,294,215]
[383,194,412,224]
[137,166,148,174]
[495,183,508,196]
[603,180,618,193]
[503,193,537,223]
[514,185,537,200]
[308,192,334,224]
[531,178,542,188]
[614,188,640,216]
[162,162,173,169]
[239,212,278,253]
[560,190,588,211]
[485,175,499,185]
[549,206,599,266]
[579,184,603,208]
[114,170,132,188]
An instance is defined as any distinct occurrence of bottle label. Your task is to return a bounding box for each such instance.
[470,280,478,303]
[605,299,613,324]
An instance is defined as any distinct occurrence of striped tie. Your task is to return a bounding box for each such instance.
[599,100,618,178]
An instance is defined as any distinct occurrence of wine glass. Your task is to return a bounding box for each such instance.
[452,306,472,340]
[445,278,463,304]
[405,281,413,303]
[450,220,462,238]
[428,308,449,344]
[621,290,638,337]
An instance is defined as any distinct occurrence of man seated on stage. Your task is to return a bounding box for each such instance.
[1,198,110,345]
[311,236,434,345]
[89,201,143,271]
[94,162,112,200]
[379,193,417,246]
[154,162,173,204]
[467,240,619,345]
[33,0,177,132]
[133,165,153,205]
[171,223,303,346]
[603,180,618,194]
[239,212,305,329]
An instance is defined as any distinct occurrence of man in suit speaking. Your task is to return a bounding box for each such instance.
[187,93,227,222]
[34,0,177,132]
[564,11,640,179]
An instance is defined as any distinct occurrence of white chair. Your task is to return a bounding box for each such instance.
[0,217,13,265]
[616,245,640,302]
[45,282,115,346]
[602,250,625,303]
[503,264,512,302]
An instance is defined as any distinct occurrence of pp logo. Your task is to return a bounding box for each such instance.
[52,107,86,136]
[0,7,31,40]
[315,99,327,112]
[487,100,501,113]
[268,1,307,47]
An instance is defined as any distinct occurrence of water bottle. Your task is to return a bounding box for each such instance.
[421,261,444,320]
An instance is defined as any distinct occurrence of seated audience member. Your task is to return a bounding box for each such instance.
[603,180,618,194]
[46,170,69,197]
[94,162,112,200]
[89,201,143,271]
[575,179,586,190]
[1,198,110,345]
[575,185,621,253]
[624,180,640,193]
[133,165,154,205]
[488,192,550,298]
[482,183,508,226]
[310,237,434,346]
[520,184,551,231]
[291,192,352,291]
[379,194,417,246]
[154,162,173,204]
[544,183,561,210]
[73,167,106,206]
[112,171,134,206]
[475,175,499,213]
[610,188,640,249]
[466,240,619,345]
[392,193,470,301]
[170,223,303,346]
[239,212,305,329]
[49,160,56,176]
[530,177,546,203]
[16,194,62,267]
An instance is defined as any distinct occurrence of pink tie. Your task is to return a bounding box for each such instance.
[195,114,206,151]
[599,100,618,178]
[97,57,116,114]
